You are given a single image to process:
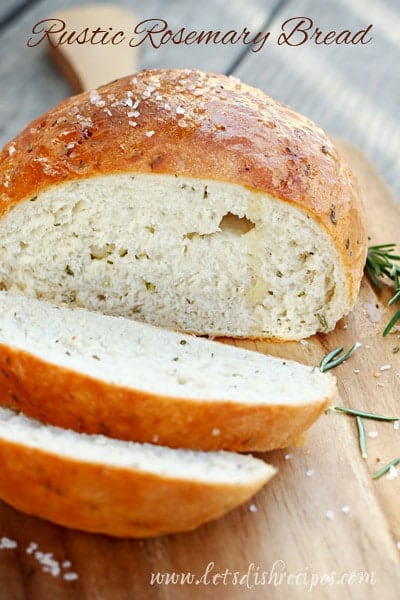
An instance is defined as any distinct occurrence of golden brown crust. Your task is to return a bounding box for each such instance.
[0,69,367,306]
[0,433,274,537]
[0,344,334,452]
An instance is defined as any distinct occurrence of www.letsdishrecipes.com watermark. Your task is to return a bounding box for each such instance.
[150,560,377,591]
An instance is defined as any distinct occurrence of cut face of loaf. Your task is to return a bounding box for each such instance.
[1,174,351,339]
[0,294,336,452]
[0,407,275,537]
[0,69,367,340]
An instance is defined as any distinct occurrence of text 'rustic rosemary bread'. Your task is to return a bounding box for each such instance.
[0,294,336,452]
[0,407,275,537]
[0,69,367,339]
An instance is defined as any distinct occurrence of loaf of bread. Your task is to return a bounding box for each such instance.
[0,293,336,452]
[0,406,275,537]
[0,68,367,340]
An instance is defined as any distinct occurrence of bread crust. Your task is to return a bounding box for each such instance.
[0,431,274,537]
[0,69,367,307]
[0,344,335,452]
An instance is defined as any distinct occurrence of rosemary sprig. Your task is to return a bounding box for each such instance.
[356,416,367,459]
[372,458,400,480]
[365,243,400,335]
[319,344,358,373]
[332,406,399,422]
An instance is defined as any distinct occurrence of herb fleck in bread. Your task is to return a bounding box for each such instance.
[0,406,275,537]
[0,294,336,452]
[0,69,367,340]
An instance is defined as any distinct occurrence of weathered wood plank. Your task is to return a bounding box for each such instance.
[234,0,400,200]
[0,0,35,24]
[0,0,279,146]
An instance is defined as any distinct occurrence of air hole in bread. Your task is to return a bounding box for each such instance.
[218,212,255,235]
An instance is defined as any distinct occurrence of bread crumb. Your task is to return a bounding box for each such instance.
[284,453,293,460]
[8,145,16,157]
[341,505,350,514]
[368,431,378,438]
[145,131,155,138]
[380,364,391,371]
[212,428,221,436]
[326,510,335,521]
[306,468,314,477]
[353,369,360,374]
[393,421,399,430]
[248,504,257,513]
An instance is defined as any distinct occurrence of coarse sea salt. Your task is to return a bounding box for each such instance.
[0,536,17,549]
[63,572,79,581]
[386,465,399,480]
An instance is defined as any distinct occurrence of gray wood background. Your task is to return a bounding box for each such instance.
[0,0,399,200]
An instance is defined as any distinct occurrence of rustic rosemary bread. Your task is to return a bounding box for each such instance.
[0,68,367,339]
[0,293,336,452]
[0,406,275,537]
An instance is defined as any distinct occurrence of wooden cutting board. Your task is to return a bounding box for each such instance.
[0,140,399,600]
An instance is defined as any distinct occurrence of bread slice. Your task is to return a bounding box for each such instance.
[0,69,367,340]
[0,293,336,452]
[0,406,275,537]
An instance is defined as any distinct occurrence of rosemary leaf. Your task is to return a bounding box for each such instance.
[372,458,400,480]
[319,346,343,372]
[356,416,367,459]
[388,288,400,306]
[333,406,399,422]
[319,344,358,373]
[382,309,400,337]
[365,264,382,289]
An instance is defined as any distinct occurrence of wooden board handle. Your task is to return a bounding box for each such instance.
[48,4,139,92]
